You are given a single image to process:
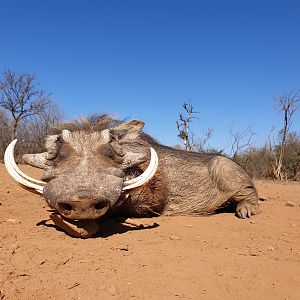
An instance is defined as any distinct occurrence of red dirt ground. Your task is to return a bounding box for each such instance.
[0,164,299,299]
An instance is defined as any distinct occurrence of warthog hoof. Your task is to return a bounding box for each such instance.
[236,202,262,219]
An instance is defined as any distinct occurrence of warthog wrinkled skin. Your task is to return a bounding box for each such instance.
[23,115,261,220]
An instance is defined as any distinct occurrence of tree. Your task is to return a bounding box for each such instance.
[0,69,51,140]
[176,101,214,153]
[229,126,255,159]
[272,91,300,180]
[176,102,197,151]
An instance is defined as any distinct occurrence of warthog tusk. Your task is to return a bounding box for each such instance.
[6,140,47,186]
[122,147,158,191]
[4,140,45,194]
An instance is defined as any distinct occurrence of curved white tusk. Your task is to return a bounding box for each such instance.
[122,147,158,191]
[4,140,45,194]
[7,140,47,186]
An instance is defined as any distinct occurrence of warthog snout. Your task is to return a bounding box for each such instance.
[43,173,124,220]
[56,191,110,220]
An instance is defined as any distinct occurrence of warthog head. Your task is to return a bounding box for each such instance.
[5,116,158,220]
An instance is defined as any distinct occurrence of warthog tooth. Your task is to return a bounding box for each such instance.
[122,147,158,190]
[4,140,45,194]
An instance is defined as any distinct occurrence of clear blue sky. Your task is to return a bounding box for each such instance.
[1,0,300,152]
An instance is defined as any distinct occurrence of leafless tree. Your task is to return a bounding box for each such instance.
[0,69,51,140]
[176,102,198,151]
[272,91,300,180]
[176,101,214,152]
[191,127,213,152]
[229,126,255,158]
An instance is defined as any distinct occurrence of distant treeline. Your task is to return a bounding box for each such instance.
[233,134,300,181]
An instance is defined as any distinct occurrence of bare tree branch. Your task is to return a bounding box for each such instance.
[191,127,213,152]
[0,69,52,140]
[229,126,255,158]
[272,91,300,180]
[176,101,198,151]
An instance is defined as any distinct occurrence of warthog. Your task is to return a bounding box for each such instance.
[5,115,261,236]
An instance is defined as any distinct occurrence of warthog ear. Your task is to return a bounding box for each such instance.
[110,120,145,141]
[109,120,147,168]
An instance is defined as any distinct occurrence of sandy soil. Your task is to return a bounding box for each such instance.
[0,163,299,300]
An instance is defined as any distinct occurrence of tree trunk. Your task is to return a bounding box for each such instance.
[12,119,19,141]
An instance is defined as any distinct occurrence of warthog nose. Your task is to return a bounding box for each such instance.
[94,200,107,210]
[58,202,73,212]
[56,196,110,220]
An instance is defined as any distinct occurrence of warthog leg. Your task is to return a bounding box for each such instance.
[233,186,262,218]
[236,201,262,218]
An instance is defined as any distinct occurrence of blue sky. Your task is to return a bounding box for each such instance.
[1,0,300,152]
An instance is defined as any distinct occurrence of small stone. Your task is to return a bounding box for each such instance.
[259,195,268,201]
[267,245,276,251]
[10,243,19,249]
[10,243,20,254]
[285,201,296,207]
[250,221,255,224]
[186,224,194,227]
[107,285,118,296]
[78,260,87,263]
[6,218,21,225]
[169,235,180,240]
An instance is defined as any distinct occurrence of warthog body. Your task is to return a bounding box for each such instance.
[19,115,261,221]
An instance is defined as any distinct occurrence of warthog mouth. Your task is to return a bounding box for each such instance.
[49,213,100,238]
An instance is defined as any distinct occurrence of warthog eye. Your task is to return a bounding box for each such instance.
[99,145,123,164]
[54,144,72,162]
[99,145,114,159]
